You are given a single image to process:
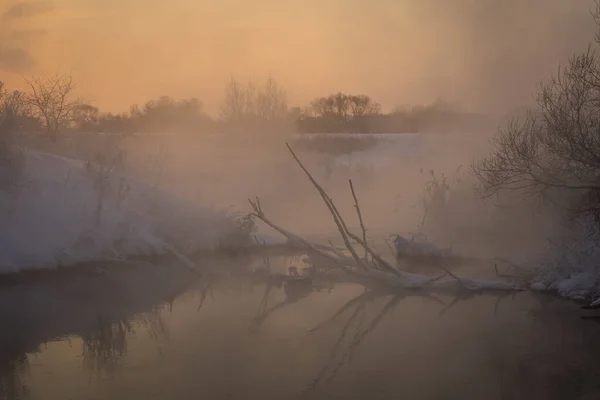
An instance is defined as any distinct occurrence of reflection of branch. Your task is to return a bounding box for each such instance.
[249,299,296,333]
[249,282,313,332]
[81,318,132,379]
[439,294,469,317]
[0,352,30,400]
[303,294,403,396]
[308,290,379,334]
[197,274,216,311]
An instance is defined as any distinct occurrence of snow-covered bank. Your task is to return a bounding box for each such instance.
[531,217,600,303]
[0,149,264,273]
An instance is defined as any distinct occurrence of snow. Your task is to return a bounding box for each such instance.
[530,282,548,291]
[0,149,254,273]
[532,216,600,302]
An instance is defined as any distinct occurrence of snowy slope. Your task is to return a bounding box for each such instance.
[0,149,252,273]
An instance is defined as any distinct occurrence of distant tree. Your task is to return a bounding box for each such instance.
[0,82,13,150]
[288,106,304,121]
[307,92,381,132]
[220,78,249,123]
[0,82,28,190]
[349,94,381,118]
[1,84,36,137]
[219,76,289,132]
[24,73,82,139]
[96,112,134,134]
[256,77,288,121]
[72,103,100,131]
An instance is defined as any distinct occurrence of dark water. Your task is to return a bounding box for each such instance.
[1,256,599,400]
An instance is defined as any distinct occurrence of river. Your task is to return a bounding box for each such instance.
[0,255,599,400]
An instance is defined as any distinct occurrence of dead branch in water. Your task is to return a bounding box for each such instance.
[286,143,408,280]
[248,144,524,293]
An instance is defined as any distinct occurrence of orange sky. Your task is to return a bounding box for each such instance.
[0,0,596,115]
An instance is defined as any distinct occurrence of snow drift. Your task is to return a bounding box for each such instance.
[0,149,254,273]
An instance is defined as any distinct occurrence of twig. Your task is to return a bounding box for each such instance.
[349,179,369,262]
[435,263,468,290]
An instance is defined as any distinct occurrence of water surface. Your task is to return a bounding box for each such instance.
[1,256,599,400]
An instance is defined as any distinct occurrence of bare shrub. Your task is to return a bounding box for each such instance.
[85,141,128,225]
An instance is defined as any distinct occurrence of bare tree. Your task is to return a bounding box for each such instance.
[311,93,380,121]
[24,73,82,139]
[219,76,289,131]
[219,77,249,123]
[473,2,600,218]
[349,95,381,117]
[473,49,600,214]
[256,76,288,121]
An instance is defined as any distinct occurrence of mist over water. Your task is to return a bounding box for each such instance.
[87,129,550,264]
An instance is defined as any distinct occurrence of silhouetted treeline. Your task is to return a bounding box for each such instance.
[1,76,495,137]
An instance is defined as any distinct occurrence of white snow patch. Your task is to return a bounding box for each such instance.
[0,149,250,273]
[530,282,548,291]
[553,272,598,299]
[533,216,600,300]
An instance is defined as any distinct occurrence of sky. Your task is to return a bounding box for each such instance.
[0,0,596,115]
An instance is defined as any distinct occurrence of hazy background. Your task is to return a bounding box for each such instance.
[0,0,596,115]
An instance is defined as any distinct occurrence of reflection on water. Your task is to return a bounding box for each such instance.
[81,319,133,379]
[0,353,29,400]
[1,256,600,400]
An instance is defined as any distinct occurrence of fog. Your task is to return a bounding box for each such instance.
[3,2,600,398]
[60,129,552,267]
[0,0,596,114]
